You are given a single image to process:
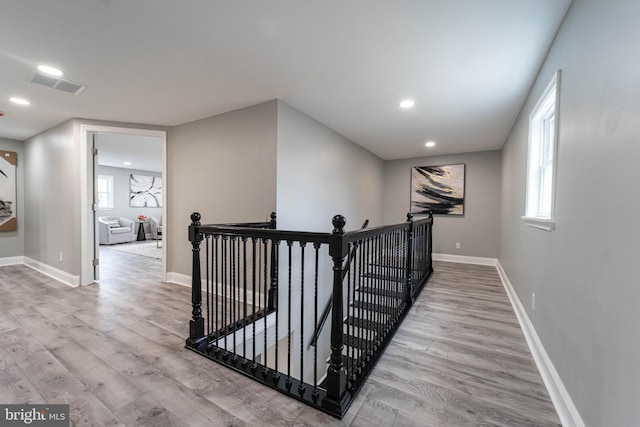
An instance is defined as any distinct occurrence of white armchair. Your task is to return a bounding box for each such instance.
[98,216,136,245]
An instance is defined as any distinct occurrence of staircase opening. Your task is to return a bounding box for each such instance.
[185,211,433,418]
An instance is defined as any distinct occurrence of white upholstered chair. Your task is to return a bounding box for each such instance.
[98,216,136,245]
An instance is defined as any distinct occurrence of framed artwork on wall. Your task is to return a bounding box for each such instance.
[0,150,18,232]
[411,164,465,215]
[130,174,162,207]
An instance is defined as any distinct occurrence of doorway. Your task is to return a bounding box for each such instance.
[80,125,167,286]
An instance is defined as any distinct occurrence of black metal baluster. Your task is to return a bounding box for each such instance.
[263,239,269,377]
[387,231,393,322]
[299,242,306,395]
[252,237,257,371]
[383,232,389,335]
[398,230,403,319]
[349,242,357,387]
[222,235,228,356]
[394,230,400,321]
[376,235,383,349]
[285,241,293,390]
[370,235,376,352]
[346,243,352,389]
[390,231,395,324]
[237,237,242,327]
[214,235,219,346]
[341,245,352,389]
[242,236,248,365]
[312,242,320,400]
[365,238,375,364]
[231,236,237,361]
[356,239,363,375]
[273,239,280,384]
[206,235,211,337]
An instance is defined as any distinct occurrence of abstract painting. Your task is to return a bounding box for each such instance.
[130,174,162,207]
[0,150,17,232]
[411,164,465,215]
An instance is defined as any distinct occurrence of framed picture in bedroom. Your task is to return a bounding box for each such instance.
[411,164,465,215]
[0,150,18,232]
[130,174,162,207]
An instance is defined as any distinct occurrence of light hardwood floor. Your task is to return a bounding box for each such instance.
[0,250,560,426]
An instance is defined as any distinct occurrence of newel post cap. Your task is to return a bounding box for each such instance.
[332,215,346,235]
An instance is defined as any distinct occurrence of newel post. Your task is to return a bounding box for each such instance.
[405,212,414,304]
[186,212,205,348]
[268,212,278,311]
[323,214,349,413]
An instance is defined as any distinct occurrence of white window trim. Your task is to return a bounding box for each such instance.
[522,70,560,232]
[98,174,114,210]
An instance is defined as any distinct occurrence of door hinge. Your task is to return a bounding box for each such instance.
[93,258,99,266]
[93,147,98,156]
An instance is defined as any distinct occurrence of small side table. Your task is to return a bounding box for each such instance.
[137,222,146,241]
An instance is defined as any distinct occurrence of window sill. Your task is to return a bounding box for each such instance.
[521,216,555,231]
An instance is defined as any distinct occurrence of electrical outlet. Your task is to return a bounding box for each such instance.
[59,252,63,262]
[455,242,461,250]
[531,293,536,311]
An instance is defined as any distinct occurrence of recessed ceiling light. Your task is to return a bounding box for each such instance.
[9,97,30,106]
[399,99,415,109]
[425,141,436,148]
[37,64,64,77]
[123,161,132,166]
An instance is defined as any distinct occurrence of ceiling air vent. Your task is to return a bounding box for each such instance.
[29,70,86,95]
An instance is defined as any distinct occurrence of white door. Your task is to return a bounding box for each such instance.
[92,133,100,280]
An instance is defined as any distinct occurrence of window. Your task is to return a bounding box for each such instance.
[97,175,114,209]
[523,70,560,231]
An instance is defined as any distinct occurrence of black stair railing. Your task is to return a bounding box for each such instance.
[185,211,433,419]
[308,219,369,350]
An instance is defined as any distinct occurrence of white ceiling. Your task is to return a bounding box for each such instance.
[95,133,162,173]
[0,1,571,160]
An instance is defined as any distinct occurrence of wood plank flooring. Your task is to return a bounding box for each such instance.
[0,250,560,426]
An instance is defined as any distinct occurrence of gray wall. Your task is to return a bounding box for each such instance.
[168,100,278,276]
[24,120,80,274]
[98,165,162,235]
[22,118,168,278]
[384,150,501,258]
[499,0,640,425]
[275,100,385,382]
[276,100,384,232]
[0,137,24,259]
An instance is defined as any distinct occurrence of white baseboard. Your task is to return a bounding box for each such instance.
[432,253,498,266]
[496,261,585,427]
[166,271,191,288]
[0,256,25,266]
[23,257,80,288]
